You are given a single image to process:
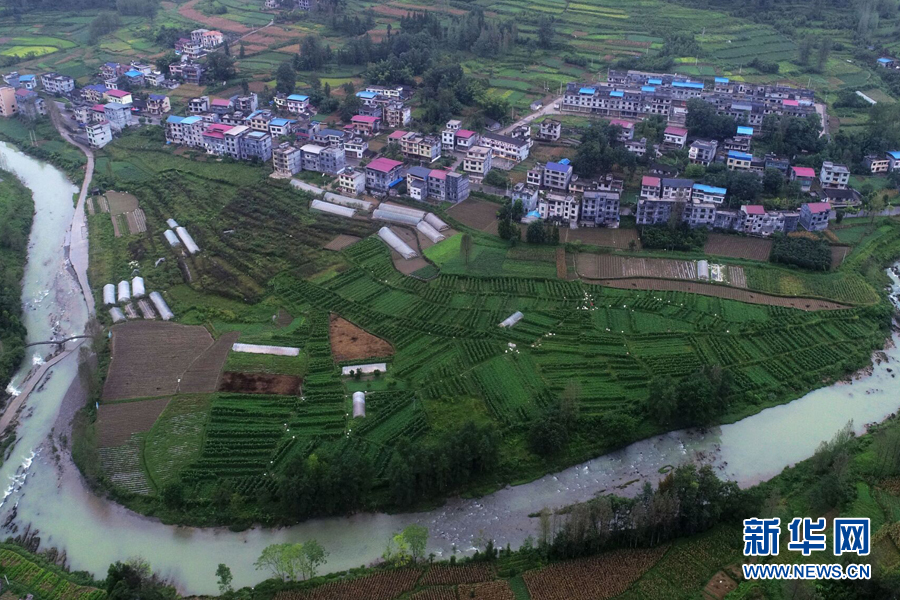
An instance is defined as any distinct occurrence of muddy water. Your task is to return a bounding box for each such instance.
[2,144,900,595]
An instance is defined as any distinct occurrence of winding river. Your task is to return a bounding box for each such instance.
[2,142,900,594]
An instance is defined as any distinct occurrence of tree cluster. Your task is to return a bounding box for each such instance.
[525,221,560,245]
[644,366,733,427]
[573,122,637,177]
[770,235,832,270]
[639,223,708,252]
[685,98,738,140]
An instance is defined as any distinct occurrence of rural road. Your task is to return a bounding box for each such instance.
[500,96,563,135]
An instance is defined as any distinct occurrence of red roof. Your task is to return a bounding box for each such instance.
[367,157,404,173]
[107,89,129,98]
[204,131,224,139]
[641,176,660,187]
[206,123,232,134]
[783,99,799,107]
[456,129,476,139]
[609,119,634,129]
[743,205,765,215]
[805,202,831,214]
[14,88,32,97]
[429,169,448,180]
[92,103,106,112]
[664,126,688,136]
[388,130,408,140]
[791,166,815,178]
[352,115,379,123]
[211,98,231,106]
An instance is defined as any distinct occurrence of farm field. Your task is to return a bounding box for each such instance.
[562,227,640,250]
[329,315,394,362]
[574,253,749,286]
[704,233,772,261]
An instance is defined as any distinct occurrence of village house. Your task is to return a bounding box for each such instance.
[726,150,753,171]
[819,161,850,189]
[313,128,345,148]
[723,135,751,153]
[286,94,310,114]
[527,161,573,192]
[273,142,303,176]
[765,154,790,175]
[640,175,661,199]
[579,190,620,228]
[608,119,635,141]
[383,101,411,128]
[624,137,647,157]
[538,119,561,141]
[661,178,693,200]
[103,89,133,105]
[338,167,367,195]
[865,155,890,174]
[350,115,381,136]
[462,146,492,181]
[691,184,727,204]
[688,139,718,165]
[481,131,530,163]
[790,166,816,192]
[539,192,580,227]
[886,150,900,171]
[81,84,107,104]
[104,102,132,130]
[40,73,74,95]
[662,125,688,150]
[268,117,296,137]
[146,94,171,116]
[246,109,275,132]
[800,202,831,231]
[86,120,113,148]
[0,86,16,117]
[365,157,405,193]
[14,89,45,118]
[300,143,345,175]
[344,136,368,159]
[398,132,441,163]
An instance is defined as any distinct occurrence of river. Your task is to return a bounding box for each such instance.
[1,142,900,594]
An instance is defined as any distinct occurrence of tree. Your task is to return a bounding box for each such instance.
[275,61,296,94]
[537,15,555,48]
[155,51,179,74]
[215,564,233,595]
[526,221,546,244]
[206,52,236,82]
[402,525,429,563]
[798,36,813,66]
[460,233,474,266]
[685,98,736,140]
[870,193,886,227]
[254,541,328,582]
[339,93,361,122]
[762,168,784,197]
[528,412,569,456]
[816,39,832,72]
[239,42,246,58]
[223,40,230,56]
[89,12,121,44]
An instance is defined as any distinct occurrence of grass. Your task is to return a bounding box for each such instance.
[143,394,212,490]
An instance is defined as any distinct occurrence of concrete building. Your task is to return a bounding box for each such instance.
[86,121,113,148]
[539,119,561,141]
[819,161,850,189]
[481,131,530,163]
[40,73,74,95]
[688,139,718,165]
[300,143,345,175]
[726,150,753,171]
[338,167,366,195]
[663,125,687,148]
[273,142,302,176]
[800,202,831,231]
[691,183,727,205]
[528,161,573,191]
[0,86,16,117]
[365,157,404,193]
[539,192,579,227]
[463,146,492,181]
[146,94,171,116]
[790,166,816,192]
[104,102,132,130]
[579,190,620,228]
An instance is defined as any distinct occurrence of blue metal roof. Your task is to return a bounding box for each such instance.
[609,90,624,97]
[407,165,431,178]
[579,87,596,94]
[673,81,704,89]
[728,150,752,161]
[270,118,292,126]
[19,74,34,81]
[737,126,754,136]
[149,94,166,100]
[693,183,727,195]
[84,84,107,92]
[356,91,377,99]
[641,86,656,92]
[647,78,662,85]
[124,70,142,77]
[888,150,900,159]
[714,77,729,83]
[879,58,893,63]
[318,128,344,136]
[166,115,185,124]
[181,116,202,124]
[545,161,571,173]
[558,158,570,165]
[388,177,404,188]
[526,209,541,218]
[287,94,309,101]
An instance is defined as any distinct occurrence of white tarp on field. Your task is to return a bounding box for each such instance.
[232,343,300,356]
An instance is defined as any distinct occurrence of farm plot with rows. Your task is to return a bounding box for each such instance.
[96,398,170,448]
[275,569,421,600]
[704,233,772,261]
[0,547,106,600]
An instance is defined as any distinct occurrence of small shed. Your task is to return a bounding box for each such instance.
[352,391,366,418]
[117,280,131,304]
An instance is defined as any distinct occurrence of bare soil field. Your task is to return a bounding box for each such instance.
[324,234,361,251]
[178,331,240,393]
[563,227,640,249]
[102,322,215,401]
[446,198,500,232]
[275,308,293,327]
[106,191,139,215]
[330,315,394,362]
[576,253,697,280]
[599,278,849,310]
[96,398,171,447]
[389,226,430,274]
[219,372,302,395]
[704,233,772,261]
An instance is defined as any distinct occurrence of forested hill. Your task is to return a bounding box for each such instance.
[0,171,34,390]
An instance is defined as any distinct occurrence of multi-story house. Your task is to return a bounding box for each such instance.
[40,73,74,95]
[800,202,831,231]
[224,125,250,159]
[682,201,717,228]
[286,94,309,114]
[444,171,470,204]
[104,102,132,130]
[819,161,850,189]
[636,197,677,226]
[231,93,258,113]
[181,62,205,85]
[365,157,404,193]
[240,130,273,162]
[661,178,693,200]
[624,137,647,157]
[15,89,45,118]
[123,69,145,87]
[688,139,718,165]
[886,150,900,171]
[188,96,209,114]
[209,98,232,114]
[662,126,688,149]
[481,132,530,163]
[273,142,302,176]
[269,118,296,137]
[202,123,232,155]
[201,30,224,49]
[300,143,346,175]
[86,120,113,148]
[313,128,345,148]
[350,115,380,136]
[104,89,133,105]
[538,119,561,141]
[344,136,368,159]
[527,161,573,191]
[579,191,620,228]
[101,62,126,81]
[246,109,274,132]
[608,119,635,141]
[790,166,816,192]
[765,153,790,175]
[146,94,171,116]
[739,205,784,237]
[726,150,753,171]
[865,155,890,174]
[399,132,441,163]
[463,146,492,181]
[81,84,107,104]
[691,184,726,204]
[640,175,661,199]
[0,86,17,117]
[384,101,411,128]
[539,192,579,227]
[512,183,540,212]
[723,135,751,153]
[338,167,367,195]
[406,166,432,201]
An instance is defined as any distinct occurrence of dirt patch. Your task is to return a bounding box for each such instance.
[178,331,240,393]
[597,278,849,310]
[703,570,738,600]
[831,245,851,269]
[96,397,171,447]
[329,314,394,362]
[563,227,640,250]
[102,322,214,401]
[324,234,361,251]
[219,371,302,395]
[704,233,772,261]
[106,191,139,215]
[447,198,501,232]
[275,308,293,327]
[556,247,567,279]
[574,253,751,285]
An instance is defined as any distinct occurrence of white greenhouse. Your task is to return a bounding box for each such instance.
[131,276,146,298]
[377,227,418,259]
[499,311,524,328]
[323,192,372,212]
[117,280,131,304]
[380,203,426,219]
[697,260,709,281]
[163,229,181,247]
[372,209,421,227]
[310,199,356,218]
[424,213,450,231]
[103,284,116,306]
[175,226,200,255]
[109,307,125,323]
[166,218,179,228]
[416,220,445,244]
[352,391,366,418]
[149,291,174,321]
